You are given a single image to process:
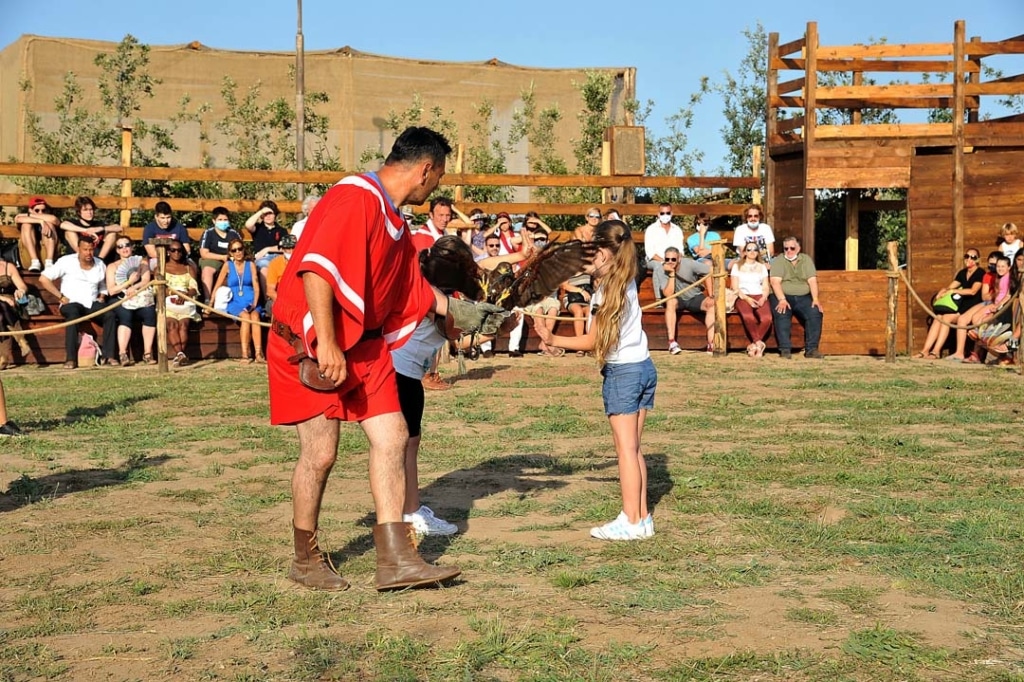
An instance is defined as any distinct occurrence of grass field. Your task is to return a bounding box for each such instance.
[1,352,1023,681]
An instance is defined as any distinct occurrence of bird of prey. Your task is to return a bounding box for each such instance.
[480,239,598,310]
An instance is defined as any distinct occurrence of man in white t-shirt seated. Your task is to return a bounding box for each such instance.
[732,204,776,260]
[37,236,118,369]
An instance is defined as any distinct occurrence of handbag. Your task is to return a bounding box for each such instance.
[932,292,959,314]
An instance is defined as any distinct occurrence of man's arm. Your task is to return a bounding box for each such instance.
[808,276,823,311]
[303,272,346,387]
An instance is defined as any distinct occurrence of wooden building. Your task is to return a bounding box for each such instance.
[767,20,1024,351]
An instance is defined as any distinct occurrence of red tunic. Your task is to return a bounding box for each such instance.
[411,221,444,252]
[268,173,434,425]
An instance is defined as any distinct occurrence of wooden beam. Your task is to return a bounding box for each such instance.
[772,57,977,73]
[776,76,806,94]
[815,123,954,139]
[766,32,780,232]
[964,41,1024,57]
[814,96,979,109]
[818,43,954,59]
[772,95,804,108]
[964,82,1024,95]
[776,36,806,57]
[0,163,760,190]
[819,84,953,98]
[775,116,805,133]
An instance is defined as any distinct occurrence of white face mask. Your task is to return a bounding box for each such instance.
[747,220,760,227]
[658,214,672,225]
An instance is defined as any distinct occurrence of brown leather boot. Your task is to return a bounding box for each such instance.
[288,525,349,591]
[422,372,452,391]
[373,522,461,591]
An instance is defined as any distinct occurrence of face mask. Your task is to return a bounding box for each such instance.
[747,220,760,227]
[988,263,997,272]
[658,214,671,225]
[215,220,230,230]
[534,239,548,248]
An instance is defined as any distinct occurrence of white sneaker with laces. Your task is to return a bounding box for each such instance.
[590,511,647,541]
[28,259,42,272]
[668,341,682,355]
[404,505,458,536]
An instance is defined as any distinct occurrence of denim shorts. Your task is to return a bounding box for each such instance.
[600,357,657,416]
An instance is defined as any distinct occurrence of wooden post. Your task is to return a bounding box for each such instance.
[802,22,818,260]
[152,238,172,374]
[295,0,306,203]
[453,143,465,204]
[952,20,967,273]
[711,240,727,356]
[885,241,899,363]
[601,140,612,205]
[751,145,762,205]
[119,122,133,229]
[845,191,860,271]
[766,32,779,229]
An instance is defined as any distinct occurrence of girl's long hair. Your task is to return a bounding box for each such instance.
[592,220,637,366]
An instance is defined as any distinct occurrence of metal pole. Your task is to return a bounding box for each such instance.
[296,0,306,203]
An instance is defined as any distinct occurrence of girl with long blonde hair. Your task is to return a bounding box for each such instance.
[534,220,657,540]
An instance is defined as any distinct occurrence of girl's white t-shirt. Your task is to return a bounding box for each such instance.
[589,280,649,365]
[730,262,769,295]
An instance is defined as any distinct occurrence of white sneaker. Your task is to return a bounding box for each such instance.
[590,511,647,541]
[28,259,42,272]
[44,259,53,269]
[641,513,655,538]
[668,341,682,355]
[404,505,458,536]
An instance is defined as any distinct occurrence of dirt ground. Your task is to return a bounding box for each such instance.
[1,352,1022,680]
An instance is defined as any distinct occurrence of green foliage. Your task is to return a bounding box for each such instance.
[634,97,705,207]
[463,100,513,203]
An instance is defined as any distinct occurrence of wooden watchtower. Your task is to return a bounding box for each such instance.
[766,20,1024,349]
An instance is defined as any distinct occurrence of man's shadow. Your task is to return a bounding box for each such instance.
[19,394,160,430]
[328,452,674,570]
[449,364,508,384]
[0,454,171,513]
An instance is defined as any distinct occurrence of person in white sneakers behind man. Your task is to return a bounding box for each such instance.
[411,197,454,389]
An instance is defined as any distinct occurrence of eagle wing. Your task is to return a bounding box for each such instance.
[505,240,598,310]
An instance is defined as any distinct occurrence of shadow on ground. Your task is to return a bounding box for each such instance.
[0,454,172,513]
[329,452,674,570]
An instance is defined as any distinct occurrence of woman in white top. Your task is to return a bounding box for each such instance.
[534,220,657,541]
[730,242,772,356]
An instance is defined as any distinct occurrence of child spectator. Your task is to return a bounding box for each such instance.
[244,200,288,294]
[142,201,191,268]
[999,222,1022,260]
[15,197,59,271]
[533,220,657,540]
[198,207,243,302]
[60,196,122,260]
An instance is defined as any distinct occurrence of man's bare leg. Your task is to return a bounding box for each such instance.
[665,299,678,344]
[361,411,409,523]
[403,435,421,515]
[289,413,348,590]
[293,413,340,529]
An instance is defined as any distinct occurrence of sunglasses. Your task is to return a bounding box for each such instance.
[783,246,798,252]
[964,254,978,260]
[664,257,678,263]
[658,211,672,216]
[587,213,601,219]
[230,248,245,253]
[747,215,761,219]
[745,248,759,253]
[168,248,184,253]
[116,242,132,248]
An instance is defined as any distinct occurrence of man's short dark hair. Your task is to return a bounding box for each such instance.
[155,201,172,216]
[385,127,452,167]
[430,197,453,211]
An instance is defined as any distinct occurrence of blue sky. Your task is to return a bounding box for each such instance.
[2,0,1019,172]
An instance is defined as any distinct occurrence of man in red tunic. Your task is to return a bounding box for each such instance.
[269,127,500,591]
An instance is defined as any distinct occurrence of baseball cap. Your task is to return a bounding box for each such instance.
[496,212,511,222]
[29,197,46,208]
[280,235,297,249]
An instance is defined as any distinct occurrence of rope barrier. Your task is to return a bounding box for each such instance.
[896,267,1020,332]
[0,278,271,338]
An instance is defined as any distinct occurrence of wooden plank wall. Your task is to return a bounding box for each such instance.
[806,139,915,189]
[769,153,805,236]
[907,147,1024,350]
[907,151,955,349]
